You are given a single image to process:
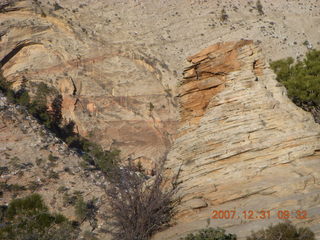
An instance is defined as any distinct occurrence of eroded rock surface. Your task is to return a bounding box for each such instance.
[0,0,179,165]
[0,95,110,239]
[159,41,320,240]
[1,1,320,239]
[1,0,319,165]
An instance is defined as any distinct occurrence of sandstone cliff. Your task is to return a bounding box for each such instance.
[156,40,320,239]
[1,0,319,168]
[0,0,179,167]
[1,0,320,239]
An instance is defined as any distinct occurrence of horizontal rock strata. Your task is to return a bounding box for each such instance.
[157,41,320,240]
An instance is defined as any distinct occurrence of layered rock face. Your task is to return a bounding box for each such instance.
[158,41,320,239]
[2,1,320,238]
[0,0,178,165]
[1,0,319,166]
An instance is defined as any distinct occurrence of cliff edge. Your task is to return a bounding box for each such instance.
[157,40,320,239]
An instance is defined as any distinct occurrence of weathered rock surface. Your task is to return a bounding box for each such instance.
[1,0,320,239]
[0,0,179,166]
[1,0,319,166]
[157,41,320,239]
[0,96,110,239]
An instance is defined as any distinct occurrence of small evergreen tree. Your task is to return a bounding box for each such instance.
[270,50,320,105]
[49,94,63,130]
[270,49,320,122]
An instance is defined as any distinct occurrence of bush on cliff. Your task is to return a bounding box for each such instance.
[246,222,315,240]
[180,227,237,240]
[0,72,60,129]
[270,50,320,104]
[0,71,119,173]
[270,49,320,122]
[0,194,79,240]
[0,71,30,107]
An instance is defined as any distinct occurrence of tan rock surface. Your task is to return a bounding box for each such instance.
[0,97,111,239]
[1,0,320,239]
[1,0,319,165]
[157,41,320,239]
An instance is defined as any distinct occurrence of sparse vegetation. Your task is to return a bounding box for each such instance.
[256,0,264,15]
[270,49,320,122]
[180,222,315,240]
[0,183,26,193]
[69,137,120,173]
[220,8,228,22]
[0,71,119,173]
[246,222,315,240]
[74,196,98,228]
[48,170,59,179]
[74,196,87,221]
[180,227,237,240]
[0,194,79,240]
[303,40,311,48]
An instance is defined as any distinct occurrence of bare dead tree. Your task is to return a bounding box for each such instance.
[105,155,180,240]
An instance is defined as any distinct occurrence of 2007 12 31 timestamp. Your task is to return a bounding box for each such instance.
[211,210,308,220]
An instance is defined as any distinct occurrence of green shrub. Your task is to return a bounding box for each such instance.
[180,227,237,240]
[74,196,98,228]
[270,50,320,105]
[15,90,30,107]
[0,70,10,91]
[303,40,310,47]
[74,196,87,221]
[0,194,79,240]
[270,50,320,123]
[28,83,59,129]
[72,137,120,173]
[0,71,119,173]
[0,70,30,107]
[246,222,315,240]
